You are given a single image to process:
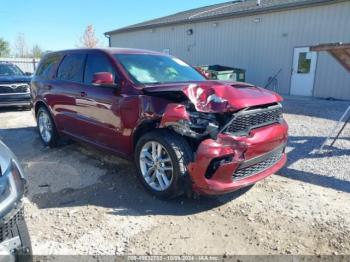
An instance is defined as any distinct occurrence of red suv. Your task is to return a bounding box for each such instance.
[31,48,288,198]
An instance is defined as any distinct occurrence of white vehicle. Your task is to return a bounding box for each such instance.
[0,140,31,262]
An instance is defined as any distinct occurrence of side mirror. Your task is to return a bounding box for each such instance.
[92,72,117,88]
[25,72,32,76]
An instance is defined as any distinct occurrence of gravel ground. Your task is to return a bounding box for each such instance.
[0,96,349,256]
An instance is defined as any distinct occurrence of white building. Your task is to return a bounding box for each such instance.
[105,0,350,100]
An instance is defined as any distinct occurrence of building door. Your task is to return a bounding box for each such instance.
[290,47,317,96]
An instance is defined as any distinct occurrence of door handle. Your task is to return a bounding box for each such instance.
[46,85,52,90]
[80,91,87,97]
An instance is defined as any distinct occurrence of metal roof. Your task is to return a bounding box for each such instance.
[105,0,341,35]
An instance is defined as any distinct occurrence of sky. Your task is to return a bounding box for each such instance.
[1,0,228,53]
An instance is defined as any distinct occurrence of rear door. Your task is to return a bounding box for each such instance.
[52,53,87,136]
[32,53,62,108]
[78,52,124,152]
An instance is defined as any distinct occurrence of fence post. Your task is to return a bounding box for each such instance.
[32,58,36,71]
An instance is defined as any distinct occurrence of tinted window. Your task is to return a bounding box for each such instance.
[57,54,85,82]
[36,54,61,79]
[0,63,24,76]
[84,54,115,84]
[114,54,205,84]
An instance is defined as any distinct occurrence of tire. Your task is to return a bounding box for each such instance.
[36,106,59,147]
[135,130,193,199]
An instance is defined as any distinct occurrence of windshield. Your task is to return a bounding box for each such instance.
[0,63,25,76]
[114,54,206,84]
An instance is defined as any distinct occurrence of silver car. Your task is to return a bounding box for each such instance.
[0,140,31,262]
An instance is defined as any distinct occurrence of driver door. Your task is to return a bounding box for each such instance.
[78,52,124,152]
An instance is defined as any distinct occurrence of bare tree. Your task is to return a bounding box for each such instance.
[31,44,43,58]
[79,25,100,48]
[13,33,29,57]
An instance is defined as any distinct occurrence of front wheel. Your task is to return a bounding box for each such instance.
[135,130,193,198]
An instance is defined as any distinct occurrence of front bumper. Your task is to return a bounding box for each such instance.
[188,120,288,195]
[0,242,17,262]
[0,141,30,260]
[0,93,32,107]
[0,206,24,262]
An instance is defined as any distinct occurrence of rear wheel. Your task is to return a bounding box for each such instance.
[135,130,193,198]
[37,107,59,147]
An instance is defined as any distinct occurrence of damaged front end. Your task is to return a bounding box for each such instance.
[147,81,288,195]
[159,103,219,139]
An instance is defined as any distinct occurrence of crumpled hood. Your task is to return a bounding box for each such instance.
[0,75,31,84]
[144,81,283,112]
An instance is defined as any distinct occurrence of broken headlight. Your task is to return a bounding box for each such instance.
[171,111,219,139]
[188,111,217,132]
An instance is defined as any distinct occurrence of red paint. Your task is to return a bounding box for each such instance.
[31,48,288,196]
[159,104,190,128]
[92,72,114,86]
[145,81,283,112]
[188,122,288,195]
[192,154,287,195]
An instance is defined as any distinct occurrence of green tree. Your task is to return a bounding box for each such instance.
[31,44,43,58]
[0,38,10,57]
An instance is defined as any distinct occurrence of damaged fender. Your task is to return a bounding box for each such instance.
[159,103,190,128]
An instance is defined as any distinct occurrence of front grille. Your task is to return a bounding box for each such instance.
[233,147,284,180]
[225,104,282,134]
[0,84,29,94]
[0,208,24,242]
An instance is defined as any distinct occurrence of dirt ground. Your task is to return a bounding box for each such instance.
[0,97,349,256]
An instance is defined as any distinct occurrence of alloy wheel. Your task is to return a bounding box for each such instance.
[139,141,174,191]
[38,111,53,143]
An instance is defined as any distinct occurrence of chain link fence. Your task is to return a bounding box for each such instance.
[0,57,40,74]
